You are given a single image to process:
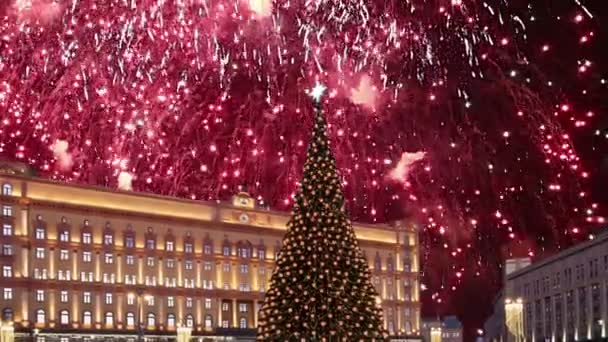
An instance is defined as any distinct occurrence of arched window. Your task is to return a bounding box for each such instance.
[126,312,135,327]
[82,311,92,326]
[167,313,176,328]
[104,312,114,327]
[239,317,247,329]
[147,313,156,327]
[2,308,13,322]
[60,310,70,325]
[204,314,213,328]
[36,309,45,324]
[2,184,12,196]
[185,314,194,328]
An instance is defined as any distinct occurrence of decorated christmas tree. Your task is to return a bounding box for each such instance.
[257,85,387,341]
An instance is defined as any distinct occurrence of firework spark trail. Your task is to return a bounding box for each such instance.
[0,0,604,311]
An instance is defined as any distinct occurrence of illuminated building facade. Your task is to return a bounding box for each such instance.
[505,232,608,342]
[0,162,421,340]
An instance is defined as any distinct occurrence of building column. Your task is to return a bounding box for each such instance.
[253,300,259,327]
[232,300,238,328]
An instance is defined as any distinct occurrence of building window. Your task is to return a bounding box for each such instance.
[2,184,12,196]
[186,315,194,328]
[83,292,91,304]
[125,236,135,248]
[223,245,231,256]
[223,263,230,272]
[59,230,69,242]
[82,311,92,325]
[35,228,45,240]
[166,241,174,251]
[167,296,175,308]
[3,288,12,300]
[126,312,135,327]
[259,266,265,274]
[204,261,212,271]
[2,308,13,322]
[186,297,193,308]
[35,247,45,259]
[239,317,247,329]
[258,249,265,260]
[2,245,13,256]
[82,251,92,263]
[147,257,155,267]
[147,313,156,327]
[204,315,212,328]
[204,244,212,255]
[239,303,248,313]
[105,293,113,305]
[60,310,69,325]
[104,312,114,327]
[167,314,176,328]
[104,233,113,246]
[2,206,11,217]
[36,309,45,324]
[146,238,155,250]
[166,259,175,268]
[205,298,212,309]
[60,291,68,303]
[184,243,193,253]
[222,303,229,312]
[2,224,11,236]
[126,255,134,265]
[60,249,69,260]
[82,232,91,244]
[104,253,113,264]
[146,296,155,306]
[240,264,248,273]
[127,295,135,306]
[222,320,229,328]
[36,290,44,302]
[185,260,193,270]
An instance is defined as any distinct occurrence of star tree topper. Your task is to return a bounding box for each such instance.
[310,82,327,103]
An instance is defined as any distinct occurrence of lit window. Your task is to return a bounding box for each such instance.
[186,315,194,327]
[83,251,92,263]
[104,234,113,245]
[104,312,114,327]
[104,253,113,264]
[223,283,230,290]
[3,288,12,300]
[83,292,91,304]
[2,184,12,196]
[204,244,212,254]
[239,318,247,329]
[167,296,175,308]
[222,320,229,328]
[35,228,45,240]
[2,244,13,256]
[125,236,135,248]
[223,263,230,272]
[166,241,174,251]
[126,312,135,327]
[239,303,248,313]
[240,264,248,273]
[35,248,45,259]
[59,230,69,242]
[2,206,12,217]
[126,255,135,265]
[166,259,175,268]
[204,261,212,271]
[82,232,91,244]
[2,224,12,236]
[186,297,193,308]
[60,249,69,260]
[60,290,68,303]
[205,315,212,328]
[259,266,265,274]
[105,293,113,305]
[146,239,155,250]
[36,309,45,324]
[2,266,12,277]
[205,298,212,309]
[82,311,92,325]
[36,290,44,302]
[223,246,230,256]
[167,314,176,328]
[184,243,193,253]
[60,310,69,325]
[147,313,156,327]
[147,257,155,267]
[185,260,193,270]
[222,303,229,311]
[258,249,265,260]
[127,295,135,306]
[146,296,155,306]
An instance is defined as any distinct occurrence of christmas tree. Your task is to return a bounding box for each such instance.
[257,85,387,341]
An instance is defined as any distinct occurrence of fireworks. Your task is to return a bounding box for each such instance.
[0,0,605,323]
